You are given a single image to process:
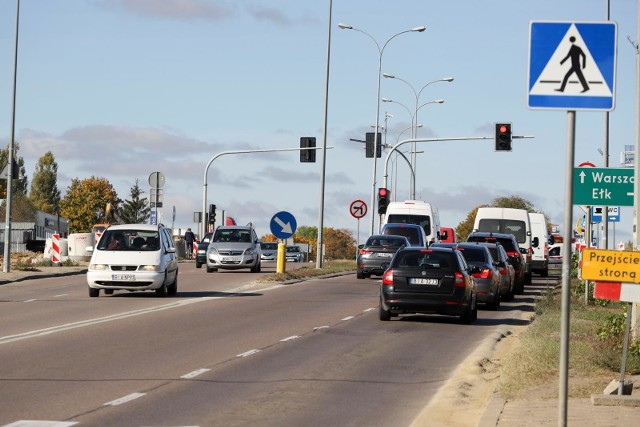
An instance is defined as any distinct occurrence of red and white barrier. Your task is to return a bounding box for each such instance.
[52,233,61,265]
[594,282,640,303]
[193,241,198,256]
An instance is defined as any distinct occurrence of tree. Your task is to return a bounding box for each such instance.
[29,151,61,215]
[59,176,120,233]
[0,142,28,199]
[119,179,150,224]
[0,192,37,222]
[491,195,535,212]
[456,205,488,242]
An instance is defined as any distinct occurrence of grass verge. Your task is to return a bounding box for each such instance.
[258,260,356,283]
[499,278,640,399]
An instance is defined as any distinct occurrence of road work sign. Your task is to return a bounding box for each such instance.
[581,249,640,284]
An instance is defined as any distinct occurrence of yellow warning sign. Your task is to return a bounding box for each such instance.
[581,249,640,284]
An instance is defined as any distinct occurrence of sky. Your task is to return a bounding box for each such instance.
[0,0,638,248]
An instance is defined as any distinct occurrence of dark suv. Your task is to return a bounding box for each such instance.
[466,232,526,294]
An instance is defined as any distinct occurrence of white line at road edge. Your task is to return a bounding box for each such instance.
[1,421,78,427]
[237,349,261,358]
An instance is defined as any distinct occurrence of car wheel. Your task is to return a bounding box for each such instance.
[459,294,476,324]
[89,287,99,298]
[356,270,366,279]
[155,279,168,297]
[206,266,216,273]
[541,269,548,277]
[196,260,202,268]
[168,274,178,295]
[379,301,391,321]
[525,272,532,286]
[104,289,114,295]
[488,290,500,311]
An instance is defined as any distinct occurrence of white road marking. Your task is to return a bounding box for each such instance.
[181,368,211,379]
[280,335,300,342]
[23,299,36,303]
[1,297,221,346]
[2,421,78,427]
[341,316,355,321]
[104,392,145,406]
[364,308,375,312]
[237,349,260,358]
[54,294,67,298]
[313,326,330,331]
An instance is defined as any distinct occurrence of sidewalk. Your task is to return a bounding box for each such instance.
[479,392,640,426]
[0,264,87,285]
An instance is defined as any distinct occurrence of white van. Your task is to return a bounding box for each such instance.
[382,200,442,244]
[529,213,550,277]
[473,207,533,285]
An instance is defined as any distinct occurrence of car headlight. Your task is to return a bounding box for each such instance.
[246,248,256,255]
[208,247,219,255]
[197,249,206,254]
[140,265,161,272]
[89,264,108,270]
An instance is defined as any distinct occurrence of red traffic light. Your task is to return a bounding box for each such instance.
[499,125,508,134]
[378,188,388,197]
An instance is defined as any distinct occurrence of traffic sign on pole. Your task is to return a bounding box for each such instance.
[573,167,634,206]
[349,200,367,219]
[270,211,297,239]
[528,21,617,111]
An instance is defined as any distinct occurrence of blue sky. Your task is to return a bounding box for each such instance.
[0,0,637,246]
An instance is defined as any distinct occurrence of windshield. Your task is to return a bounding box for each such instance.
[213,229,252,243]
[261,242,278,250]
[98,230,160,251]
[477,219,526,243]
[385,214,431,237]
[287,246,301,253]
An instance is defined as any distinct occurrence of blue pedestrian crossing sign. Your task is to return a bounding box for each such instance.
[528,21,617,111]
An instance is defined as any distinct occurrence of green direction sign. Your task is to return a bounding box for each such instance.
[573,167,635,206]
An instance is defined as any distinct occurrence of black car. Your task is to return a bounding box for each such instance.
[466,232,526,294]
[357,234,410,279]
[379,246,478,323]
[480,242,516,301]
[430,242,501,310]
[195,232,213,269]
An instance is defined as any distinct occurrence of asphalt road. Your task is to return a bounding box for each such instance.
[0,262,540,427]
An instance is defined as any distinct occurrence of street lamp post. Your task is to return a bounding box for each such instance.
[382,97,444,198]
[383,74,453,198]
[338,23,425,235]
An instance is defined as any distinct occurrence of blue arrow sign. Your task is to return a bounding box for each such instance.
[528,21,617,111]
[270,211,297,239]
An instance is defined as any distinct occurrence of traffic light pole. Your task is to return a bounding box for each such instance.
[201,146,333,240]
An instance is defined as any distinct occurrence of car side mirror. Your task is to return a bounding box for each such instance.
[441,230,448,240]
[493,260,506,268]
[470,265,483,274]
[548,235,556,245]
[358,244,364,249]
[532,237,539,248]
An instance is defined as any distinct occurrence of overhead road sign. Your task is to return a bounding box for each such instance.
[581,249,640,284]
[270,211,297,240]
[528,21,617,111]
[573,167,633,206]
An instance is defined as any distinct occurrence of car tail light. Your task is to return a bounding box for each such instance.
[507,251,520,259]
[473,268,492,279]
[382,269,394,286]
[359,248,374,255]
[499,266,508,275]
[454,272,465,288]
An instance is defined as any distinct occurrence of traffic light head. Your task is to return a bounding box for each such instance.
[495,123,512,151]
[208,204,217,224]
[377,187,390,214]
[300,137,316,163]
[365,132,382,158]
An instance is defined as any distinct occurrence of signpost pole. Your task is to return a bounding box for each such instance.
[559,110,576,427]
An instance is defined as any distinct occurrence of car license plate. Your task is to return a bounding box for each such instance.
[112,274,136,281]
[410,277,438,285]
[222,256,241,262]
[378,253,393,258]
